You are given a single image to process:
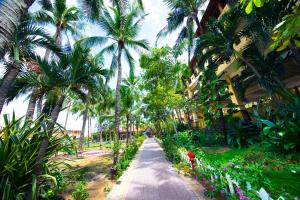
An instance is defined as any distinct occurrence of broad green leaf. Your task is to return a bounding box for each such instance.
[245,2,253,14]
[260,119,275,127]
[253,0,262,7]
[263,126,271,135]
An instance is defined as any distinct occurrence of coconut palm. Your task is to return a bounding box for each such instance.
[0,19,61,114]
[158,0,206,38]
[32,0,82,60]
[120,83,134,145]
[80,5,149,141]
[157,0,207,73]
[78,55,109,150]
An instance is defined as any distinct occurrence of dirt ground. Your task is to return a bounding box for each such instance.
[62,153,115,200]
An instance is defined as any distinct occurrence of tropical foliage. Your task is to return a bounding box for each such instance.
[0,0,299,199]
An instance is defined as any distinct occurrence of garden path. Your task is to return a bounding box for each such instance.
[106,138,204,200]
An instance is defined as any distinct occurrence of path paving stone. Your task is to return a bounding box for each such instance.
[106,138,204,200]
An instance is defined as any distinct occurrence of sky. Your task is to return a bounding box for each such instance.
[0,0,207,134]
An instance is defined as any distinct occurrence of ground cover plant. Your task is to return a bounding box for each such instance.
[161,131,300,199]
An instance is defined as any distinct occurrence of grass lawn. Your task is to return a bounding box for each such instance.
[200,146,300,196]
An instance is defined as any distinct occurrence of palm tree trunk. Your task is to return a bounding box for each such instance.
[64,103,70,129]
[109,129,113,148]
[115,47,123,141]
[87,116,90,147]
[0,0,35,57]
[44,27,61,60]
[99,126,103,150]
[79,91,90,151]
[192,13,203,37]
[126,113,129,146]
[25,88,39,121]
[36,95,43,117]
[26,94,65,200]
[0,67,20,113]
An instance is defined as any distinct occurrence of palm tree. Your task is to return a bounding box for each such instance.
[0,0,127,58]
[157,0,207,73]
[0,19,61,114]
[94,87,115,149]
[80,5,149,142]
[120,83,134,146]
[78,56,108,150]
[0,0,36,57]
[32,0,81,59]
[19,44,106,199]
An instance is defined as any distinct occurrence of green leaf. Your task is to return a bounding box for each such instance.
[31,175,37,200]
[10,135,20,145]
[278,132,285,137]
[260,119,275,127]
[245,2,253,14]
[263,126,271,135]
[253,0,262,7]
[40,174,58,188]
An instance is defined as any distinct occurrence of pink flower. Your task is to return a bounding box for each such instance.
[234,165,239,169]
[223,167,228,171]
[228,161,233,166]
[221,190,225,194]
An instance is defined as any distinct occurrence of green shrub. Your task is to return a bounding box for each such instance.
[173,131,192,149]
[71,182,89,200]
[162,135,180,164]
[103,143,111,148]
[116,136,145,178]
[191,130,224,147]
[258,117,300,153]
[0,114,75,200]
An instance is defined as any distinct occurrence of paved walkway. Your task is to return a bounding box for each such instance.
[106,138,203,200]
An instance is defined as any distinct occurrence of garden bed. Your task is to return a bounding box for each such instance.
[161,133,300,199]
[201,146,300,197]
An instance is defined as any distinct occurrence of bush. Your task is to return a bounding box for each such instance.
[191,130,224,147]
[116,136,145,178]
[258,117,300,153]
[173,131,192,149]
[0,114,75,199]
[162,134,180,164]
[71,182,89,200]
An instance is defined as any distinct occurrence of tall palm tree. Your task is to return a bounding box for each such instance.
[80,5,149,141]
[78,55,108,150]
[18,44,106,199]
[157,0,207,73]
[120,82,134,145]
[32,0,81,59]
[0,19,61,114]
